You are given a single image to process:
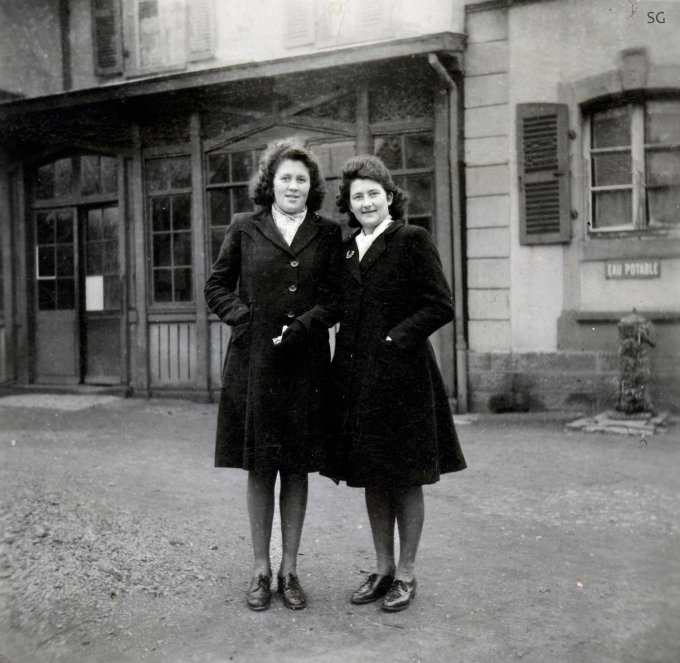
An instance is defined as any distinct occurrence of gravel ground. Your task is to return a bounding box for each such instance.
[1,395,679,663]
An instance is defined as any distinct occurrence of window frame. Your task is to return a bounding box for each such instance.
[584,96,680,236]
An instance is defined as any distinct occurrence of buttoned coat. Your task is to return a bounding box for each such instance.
[205,209,342,474]
[323,220,466,487]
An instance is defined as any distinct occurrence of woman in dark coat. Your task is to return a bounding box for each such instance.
[204,138,342,611]
[324,155,466,612]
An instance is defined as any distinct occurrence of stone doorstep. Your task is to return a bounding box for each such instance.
[567,409,671,436]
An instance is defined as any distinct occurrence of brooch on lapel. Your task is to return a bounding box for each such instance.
[345,249,355,259]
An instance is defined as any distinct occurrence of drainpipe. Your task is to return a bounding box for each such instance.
[428,53,468,413]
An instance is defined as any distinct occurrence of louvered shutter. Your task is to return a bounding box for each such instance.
[285,0,315,47]
[91,0,123,75]
[517,103,571,245]
[188,0,214,61]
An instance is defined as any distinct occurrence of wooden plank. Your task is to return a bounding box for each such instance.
[131,124,150,392]
[117,154,129,387]
[356,86,370,154]
[0,152,13,381]
[190,113,209,392]
[209,321,230,387]
[15,166,30,382]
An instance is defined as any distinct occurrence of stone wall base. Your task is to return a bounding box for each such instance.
[467,351,679,414]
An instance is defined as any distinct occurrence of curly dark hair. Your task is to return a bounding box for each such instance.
[249,137,326,213]
[336,155,409,227]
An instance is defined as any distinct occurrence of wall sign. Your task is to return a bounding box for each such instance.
[605,259,661,280]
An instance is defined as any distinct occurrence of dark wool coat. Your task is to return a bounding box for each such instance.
[204,209,342,474]
[323,220,467,487]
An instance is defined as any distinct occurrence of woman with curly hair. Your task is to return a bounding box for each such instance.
[205,138,342,611]
[323,155,466,612]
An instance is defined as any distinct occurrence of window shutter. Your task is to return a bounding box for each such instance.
[285,0,315,47]
[92,0,123,75]
[517,103,571,245]
[188,0,214,61]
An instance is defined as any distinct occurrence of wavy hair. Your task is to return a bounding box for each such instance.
[249,137,326,213]
[336,155,409,227]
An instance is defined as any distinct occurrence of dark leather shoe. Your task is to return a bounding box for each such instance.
[246,574,271,611]
[350,573,395,605]
[381,577,417,612]
[277,573,306,610]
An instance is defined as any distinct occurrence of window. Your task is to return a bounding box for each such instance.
[587,99,680,232]
[312,141,356,229]
[85,206,120,310]
[35,210,76,310]
[33,156,118,201]
[205,149,258,265]
[373,132,435,233]
[146,157,193,303]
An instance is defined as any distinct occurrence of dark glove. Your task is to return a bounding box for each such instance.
[277,320,306,351]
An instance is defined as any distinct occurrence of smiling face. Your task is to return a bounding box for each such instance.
[273,159,311,214]
[349,178,394,234]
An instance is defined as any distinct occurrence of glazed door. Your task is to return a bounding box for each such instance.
[81,205,121,384]
[34,208,79,381]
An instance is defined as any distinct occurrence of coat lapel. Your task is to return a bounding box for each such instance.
[289,212,321,255]
[253,209,295,256]
[343,234,361,283]
[360,220,403,274]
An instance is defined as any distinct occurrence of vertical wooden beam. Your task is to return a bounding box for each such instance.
[0,151,14,381]
[131,124,150,394]
[117,154,129,387]
[355,86,370,154]
[433,87,455,398]
[190,112,209,397]
[59,0,72,91]
[15,165,31,383]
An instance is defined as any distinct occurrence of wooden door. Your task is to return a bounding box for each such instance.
[34,208,79,382]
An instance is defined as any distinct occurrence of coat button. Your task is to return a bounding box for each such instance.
[286,310,295,318]
[290,259,299,267]
[289,284,298,292]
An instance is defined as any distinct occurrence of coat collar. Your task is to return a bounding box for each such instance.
[343,220,404,282]
[253,208,321,256]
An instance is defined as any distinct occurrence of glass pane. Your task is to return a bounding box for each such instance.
[102,206,118,239]
[103,242,118,273]
[36,164,54,199]
[209,189,230,227]
[81,155,100,195]
[146,160,168,192]
[646,101,680,145]
[231,151,253,182]
[593,190,632,228]
[87,208,103,241]
[103,275,121,310]
[101,156,118,194]
[648,187,680,227]
[592,153,631,186]
[405,133,434,169]
[645,150,680,187]
[38,246,55,277]
[406,175,433,215]
[231,186,251,214]
[56,278,75,309]
[172,194,191,229]
[592,106,630,149]
[328,142,355,177]
[211,228,225,263]
[207,153,230,184]
[153,269,173,302]
[172,232,192,266]
[153,234,172,267]
[56,212,74,243]
[56,245,74,276]
[38,281,56,310]
[54,158,73,197]
[152,197,171,231]
[374,136,402,170]
[174,268,193,302]
[87,243,103,275]
[169,157,191,189]
[36,212,54,244]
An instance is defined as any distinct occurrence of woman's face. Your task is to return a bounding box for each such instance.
[273,159,311,214]
[349,178,393,233]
